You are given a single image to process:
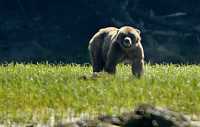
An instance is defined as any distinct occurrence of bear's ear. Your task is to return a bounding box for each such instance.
[136,29,141,35]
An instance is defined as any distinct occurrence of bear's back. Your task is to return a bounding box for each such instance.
[99,27,118,33]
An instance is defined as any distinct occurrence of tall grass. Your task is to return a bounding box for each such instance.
[0,63,200,124]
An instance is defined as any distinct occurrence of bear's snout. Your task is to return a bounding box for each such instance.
[123,37,132,48]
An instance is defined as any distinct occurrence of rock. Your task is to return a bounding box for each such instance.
[98,115,122,125]
[121,104,191,127]
[99,104,193,127]
[56,104,200,127]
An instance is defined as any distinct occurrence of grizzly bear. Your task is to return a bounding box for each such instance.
[88,26,144,77]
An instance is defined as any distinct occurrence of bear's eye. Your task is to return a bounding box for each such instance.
[119,34,126,39]
[127,33,136,41]
[130,35,136,42]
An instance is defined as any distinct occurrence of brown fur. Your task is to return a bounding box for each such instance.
[88,26,144,77]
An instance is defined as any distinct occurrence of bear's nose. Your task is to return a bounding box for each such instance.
[124,37,132,45]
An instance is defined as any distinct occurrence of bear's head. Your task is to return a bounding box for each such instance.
[113,26,141,50]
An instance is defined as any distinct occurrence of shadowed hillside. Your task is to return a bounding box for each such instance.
[0,0,200,63]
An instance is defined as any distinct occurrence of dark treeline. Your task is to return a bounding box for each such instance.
[0,0,200,64]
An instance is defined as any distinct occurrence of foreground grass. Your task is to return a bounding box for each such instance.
[0,63,200,124]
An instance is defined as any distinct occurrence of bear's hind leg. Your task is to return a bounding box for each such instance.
[92,57,104,72]
[89,49,105,73]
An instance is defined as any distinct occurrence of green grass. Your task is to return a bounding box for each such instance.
[0,63,200,124]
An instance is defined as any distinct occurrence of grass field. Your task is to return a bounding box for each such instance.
[0,63,200,125]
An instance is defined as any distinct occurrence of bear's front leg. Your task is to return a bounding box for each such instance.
[104,46,122,74]
[132,58,144,78]
[104,55,118,74]
[105,59,117,74]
